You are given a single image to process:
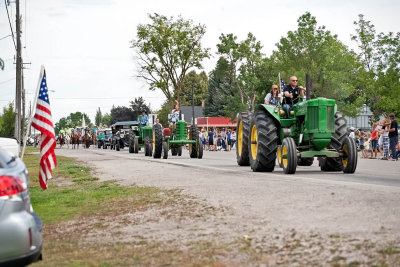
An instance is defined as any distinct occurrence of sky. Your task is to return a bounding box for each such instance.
[1,0,400,125]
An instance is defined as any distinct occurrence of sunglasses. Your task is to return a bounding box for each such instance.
[272,88,278,90]
[291,80,298,82]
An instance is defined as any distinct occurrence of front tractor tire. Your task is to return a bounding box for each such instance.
[189,125,199,158]
[236,111,252,166]
[319,112,347,171]
[341,136,357,173]
[162,142,168,159]
[144,136,152,157]
[129,135,135,153]
[249,111,278,172]
[153,124,163,158]
[281,137,297,174]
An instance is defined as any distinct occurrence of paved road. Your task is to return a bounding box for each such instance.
[72,146,400,188]
[55,146,400,264]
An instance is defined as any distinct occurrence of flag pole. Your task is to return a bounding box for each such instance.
[21,66,45,160]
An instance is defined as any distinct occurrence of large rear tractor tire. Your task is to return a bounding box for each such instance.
[133,138,139,153]
[153,124,163,158]
[189,125,199,158]
[281,137,297,174]
[162,142,168,159]
[319,112,347,171]
[116,142,120,151]
[342,136,357,173]
[171,147,178,156]
[249,111,278,172]
[236,111,252,166]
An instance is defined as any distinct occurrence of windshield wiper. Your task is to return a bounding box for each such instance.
[7,156,17,165]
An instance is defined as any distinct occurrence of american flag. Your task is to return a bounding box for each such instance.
[31,69,57,190]
[280,78,285,90]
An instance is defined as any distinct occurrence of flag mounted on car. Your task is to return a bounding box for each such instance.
[31,67,57,190]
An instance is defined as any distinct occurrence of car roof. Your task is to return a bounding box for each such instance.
[0,137,20,158]
[111,121,139,127]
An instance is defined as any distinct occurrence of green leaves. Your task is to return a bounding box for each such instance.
[132,14,210,104]
[352,14,400,119]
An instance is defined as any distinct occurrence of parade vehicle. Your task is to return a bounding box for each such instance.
[236,74,357,174]
[152,120,203,159]
[97,128,111,149]
[129,115,154,156]
[101,129,113,149]
[110,121,139,151]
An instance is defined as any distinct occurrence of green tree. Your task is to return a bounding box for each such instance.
[352,14,400,118]
[178,70,208,106]
[129,97,151,120]
[55,112,92,134]
[217,32,266,114]
[55,117,69,135]
[204,57,235,117]
[0,103,15,137]
[102,113,111,127]
[95,107,103,126]
[271,12,364,116]
[109,106,135,125]
[131,13,211,105]
[156,99,175,127]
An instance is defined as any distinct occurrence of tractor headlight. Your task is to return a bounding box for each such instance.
[274,107,279,113]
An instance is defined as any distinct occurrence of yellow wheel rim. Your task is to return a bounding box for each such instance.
[250,125,258,160]
[238,122,243,156]
[277,146,282,165]
[342,143,348,167]
[282,144,288,168]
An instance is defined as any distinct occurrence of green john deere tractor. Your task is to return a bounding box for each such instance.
[152,120,203,159]
[129,116,154,157]
[236,77,357,174]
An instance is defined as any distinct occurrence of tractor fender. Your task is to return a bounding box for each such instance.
[256,104,283,144]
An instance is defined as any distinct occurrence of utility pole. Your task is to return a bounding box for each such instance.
[15,0,23,144]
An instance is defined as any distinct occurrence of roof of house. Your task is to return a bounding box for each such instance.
[196,117,237,127]
[180,106,204,123]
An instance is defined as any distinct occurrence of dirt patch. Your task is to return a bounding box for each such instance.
[34,187,400,266]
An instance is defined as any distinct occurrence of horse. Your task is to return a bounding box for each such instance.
[64,134,71,149]
[71,132,80,149]
[82,131,91,149]
[92,132,97,148]
[59,133,65,148]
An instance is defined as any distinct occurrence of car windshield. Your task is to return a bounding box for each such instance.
[105,130,112,135]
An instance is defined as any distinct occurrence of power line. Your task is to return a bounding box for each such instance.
[4,0,17,51]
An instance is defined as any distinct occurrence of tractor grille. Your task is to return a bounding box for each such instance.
[307,106,319,130]
[175,121,187,140]
[327,106,335,131]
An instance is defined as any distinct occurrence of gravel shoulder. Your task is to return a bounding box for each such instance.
[53,147,400,265]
